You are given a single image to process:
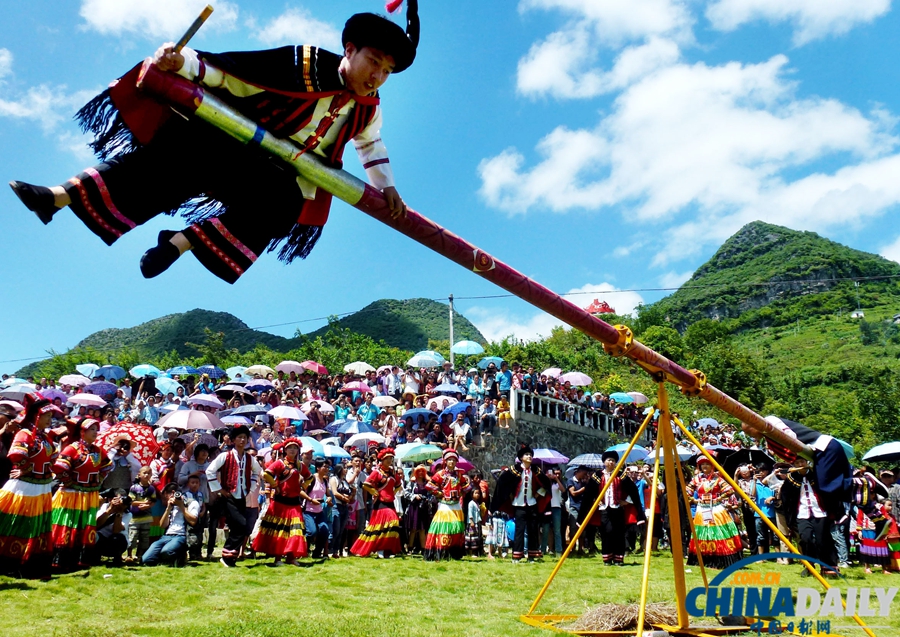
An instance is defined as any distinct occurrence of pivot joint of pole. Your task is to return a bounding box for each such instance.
[680,369,707,397]
[602,324,633,357]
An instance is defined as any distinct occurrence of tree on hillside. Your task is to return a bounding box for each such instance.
[640,326,685,364]
[185,328,230,366]
[683,319,731,355]
[690,341,770,411]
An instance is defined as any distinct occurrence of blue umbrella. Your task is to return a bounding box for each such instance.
[93,365,126,380]
[696,417,720,428]
[440,402,471,419]
[76,363,99,378]
[130,364,161,379]
[85,381,118,397]
[400,408,435,423]
[606,443,650,463]
[415,350,446,363]
[407,354,442,368]
[198,365,227,379]
[326,418,357,435]
[246,379,276,392]
[160,403,189,414]
[336,420,378,435]
[323,444,351,460]
[609,392,634,404]
[567,453,606,469]
[863,441,900,463]
[155,377,183,395]
[0,377,28,388]
[299,436,325,458]
[477,356,504,369]
[168,365,199,376]
[432,383,466,394]
[226,365,248,379]
[230,404,269,417]
[451,340,484,355]
[835,438,855,460]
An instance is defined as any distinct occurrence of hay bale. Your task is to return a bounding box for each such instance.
[562,602,679,632]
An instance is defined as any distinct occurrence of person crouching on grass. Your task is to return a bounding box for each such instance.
[140,483,199,567]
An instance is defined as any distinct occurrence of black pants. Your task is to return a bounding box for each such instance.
[214,495,248,563]
[742,506,758,552]
[64,121,309,284]
[96,533,128,560]
[599,507,626,563]
[797,516,837,570]
[513,505,541,559]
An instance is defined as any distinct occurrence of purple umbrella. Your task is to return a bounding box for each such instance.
[85,381,118,397]
[533,448,570,464]
[40,388,69,403]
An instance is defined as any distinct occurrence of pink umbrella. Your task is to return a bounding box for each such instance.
[376,365,392,374]
[275,360,304,374]
[626,391,649,405]
[68,393,108,408]
[541,368,562,379]
[0,400,24,412]
[300,360,328,375]
[341,381,373,393]
[430,455,475,473]
[156,409,225,431]
[426,396,458,410]
[187,394,224,409]
[59,374,92,387]
[302,400,334,413]
[560,371,592,386]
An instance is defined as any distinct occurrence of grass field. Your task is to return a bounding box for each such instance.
[1,553,897,637]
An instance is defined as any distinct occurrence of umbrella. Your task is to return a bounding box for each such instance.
[567,453,606,469]
[299,437,325,457]
[59,374,92,387]
[75,363,99,378]
[216,384,252,397]
[609,392,634,404]
[225,366,248,379]
[326,418,357,434]
[417,350,446,362]
[372,396,399,408]
[156,409,225,431]
[395,442,443,463]
[302,400,334,413]
[39,388,68,402]
[477,356,504,369]
[541,368,562,379]
[533,448,570,464]
[300,360,328,375]
[321,436,341,446]
[168,365,199,376]
[306,428,328,436]
[93,365,126,380]
[606,443,650,463]
[160,403,188,414]
[231,404,271,418]
[154,377,183,395]
[723,448,776,478]
[432,383,466,394]
[343,361,375,375]
[179,432,219,448]
[198,365,227,379]
[835,438,855,460]
[187,394,224,409]
[696,417,720,429]
[97,422,159,466]
[689,446,737,466]
[85,381,118,398]
[337,420,378,435]
[323,445,351,460]
[68,393,108,408]
[431,456,475,473]
[560,372,592,386]
[276,360,305,375]
[377,365,393,374]
[627,391,649,405]
[0,400,24,412]
[130,364,161,379]
[341,381,373,393]
[344,432,385,448]
[654,446,694,462]
[0,378,28,388]
[406,354,442,368]
[221,415,253,425]
[268,405,308,421]
[426,396,458,410]
[440,402,471,419]
[246,379,276,392]
[451,340,484,356]
[399,408,434,423]
[0,385,39,402]
[863,442,900,463]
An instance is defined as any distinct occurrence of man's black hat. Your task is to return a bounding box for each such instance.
[602,450,619,463]
[342,0,419,73]
[230,425,251,440]
[517,444,534,460]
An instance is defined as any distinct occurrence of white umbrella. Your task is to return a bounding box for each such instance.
[59,374,92,387]
[187,394,224,409]
[372,396,399,408]
[275,360,305,374]
[156,409,225,431]
[301,400,335,413]
[0,377,28,388]
[406,354,442,368]
[268,405,308,421]
[0,384,39,402]
[426,396,459,410]
[344,432,385,448]
[68,393,109,408]
[560,371,592,386]
[343,361,375,375]
[323,445,351,460]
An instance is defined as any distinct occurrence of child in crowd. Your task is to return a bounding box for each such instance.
[485,509,509,560]
[127,466,156,563]
[497,396,511,429]
[466,488,485,556]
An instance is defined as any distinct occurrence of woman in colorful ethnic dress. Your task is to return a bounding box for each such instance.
[424,448,470,560]
[252,438,310,566]
[0,395,63,578]
[51,417,113,571]
[688,454,743,569]
[350,448,403,558]
[402,464,433,554]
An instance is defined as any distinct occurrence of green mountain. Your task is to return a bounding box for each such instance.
[305,298,486,352]
[654,221,900,332]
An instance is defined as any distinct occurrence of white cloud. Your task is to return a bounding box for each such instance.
[79,0,238,40]
[883,234,900,264]
[659,270,694,288]
[0,49,12,80]
[706,0,890,45]
[481,54,900,262]
[467,282,644,343]
[255,8,341,49]
[0,85,95,133]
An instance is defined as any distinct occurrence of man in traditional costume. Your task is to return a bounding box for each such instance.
[491,444,551,562]
[10,2,419,284]
[205,425,263,567]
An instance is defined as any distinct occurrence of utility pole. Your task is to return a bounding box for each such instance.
[449,294,455,368]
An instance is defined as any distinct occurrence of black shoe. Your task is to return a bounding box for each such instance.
[140,230,180,278]
[9,180,59,225]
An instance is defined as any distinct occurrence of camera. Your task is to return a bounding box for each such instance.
[173,492,183,500]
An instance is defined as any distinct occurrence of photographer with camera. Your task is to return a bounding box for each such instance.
[140,482,199,566]
[95,488,133,565]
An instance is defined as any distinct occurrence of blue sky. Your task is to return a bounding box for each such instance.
[2,0,900,373]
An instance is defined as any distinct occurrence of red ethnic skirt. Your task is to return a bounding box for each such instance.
[252,497,308,558]
[351,501,402,557]
[51,486,101,571]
